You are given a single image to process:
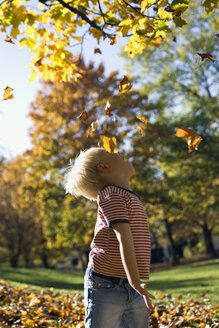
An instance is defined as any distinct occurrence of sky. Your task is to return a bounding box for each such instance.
[0,25,127,159]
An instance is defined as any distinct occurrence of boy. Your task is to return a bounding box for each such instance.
[64,147,154,328]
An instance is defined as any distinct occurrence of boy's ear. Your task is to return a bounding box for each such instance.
[97,163,111,174]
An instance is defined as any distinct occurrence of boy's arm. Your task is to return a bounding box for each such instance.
[112,222,155,312]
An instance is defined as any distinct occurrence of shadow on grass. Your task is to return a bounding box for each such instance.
[0,268,84,292]
[148,276,218,292]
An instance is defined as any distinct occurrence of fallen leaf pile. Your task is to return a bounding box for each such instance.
[151,292,219,328]
[0,281,218,328]
[0,281,85,328]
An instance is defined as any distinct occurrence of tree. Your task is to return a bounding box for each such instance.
[0,155,42,267]
[23,60,149,266]
[0,0,217,83]
[125,3,219,258]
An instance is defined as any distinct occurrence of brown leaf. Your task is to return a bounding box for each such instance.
[197,53,215,62]
[87,121,98,136]
[34,58,42,67]
[77,111,88,120]
[4,35,15,44]
[94,48,102,54]
[119,75,132,94]
[109,35,117,45]
[2,86,14,101]
[137,124,145,136]
[104,100,112,116]
[175,127,202,152]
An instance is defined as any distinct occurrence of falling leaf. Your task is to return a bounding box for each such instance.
[4,35,15,44]
[216,33,219,38]
[109,35,117,45]
[94,48,102,54]
[34,58,42,67]
[2,86,14,101]
[136,116,148,136]
[175,128,202,152]
[197,53,215,62]
[119,75,132,94]
[137,124,145,136]
[104,100,112,116]
[87,121,98,136]
[102,136,117,152]
[77,111,88,120]
[136,115,148,125]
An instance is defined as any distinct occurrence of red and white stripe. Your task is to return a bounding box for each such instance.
[88,185,151,279]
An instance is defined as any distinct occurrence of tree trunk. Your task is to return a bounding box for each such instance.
[41,247,49,268]
[164,219,179,265]
[10,253,19,268]
[202,221,217,257]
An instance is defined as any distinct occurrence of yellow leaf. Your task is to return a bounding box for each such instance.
[119,75,132,94]
[158,0,168,7]
[152,311,159,318]
[136,115,148,125]
[102,136,116,152]
[141,0,156,13]
[29,68,38,82]
[158,8,173,20]
[2,86,13,100]
[175,128,202,152]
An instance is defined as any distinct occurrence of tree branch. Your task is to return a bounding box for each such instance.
[55,0,112,38]
[97,0,118,27]
[122,0,144,17]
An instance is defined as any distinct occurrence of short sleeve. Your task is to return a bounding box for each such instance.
[98,190,130,227]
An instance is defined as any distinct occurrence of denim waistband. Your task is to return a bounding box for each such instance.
[91,268,129,285]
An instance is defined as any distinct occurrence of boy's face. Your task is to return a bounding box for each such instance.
[100,151,135,179]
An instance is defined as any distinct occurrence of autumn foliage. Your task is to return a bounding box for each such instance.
[0,281,218,328]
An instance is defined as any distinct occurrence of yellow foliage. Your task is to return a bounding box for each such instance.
[158,8,173,20]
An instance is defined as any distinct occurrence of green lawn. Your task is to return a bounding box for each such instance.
[0,258,218,303]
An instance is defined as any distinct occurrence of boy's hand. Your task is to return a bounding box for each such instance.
[132,280,155,313]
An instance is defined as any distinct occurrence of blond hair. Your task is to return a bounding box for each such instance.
[64,147,107,201]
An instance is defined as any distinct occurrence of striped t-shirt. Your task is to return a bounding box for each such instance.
[88,185,151,279]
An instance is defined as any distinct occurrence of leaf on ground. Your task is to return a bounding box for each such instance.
[0,282,218,328]
[175,127,202,152]
[2,86,14,101]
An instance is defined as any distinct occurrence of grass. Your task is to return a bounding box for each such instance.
[0,258,218,303]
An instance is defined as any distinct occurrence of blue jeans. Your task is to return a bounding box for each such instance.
[84,266,150,328]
